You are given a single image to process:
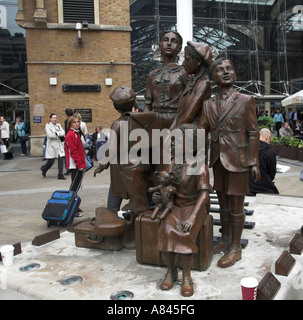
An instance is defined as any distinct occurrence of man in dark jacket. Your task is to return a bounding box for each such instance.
[248,128,279,196]
[291,108,301,128]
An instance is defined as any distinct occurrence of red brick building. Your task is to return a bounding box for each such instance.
[16,0,132,155]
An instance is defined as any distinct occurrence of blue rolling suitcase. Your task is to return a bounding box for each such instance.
[42,172,83,227]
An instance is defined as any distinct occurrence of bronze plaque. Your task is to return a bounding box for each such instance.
[275,250,295,276]
[257,272,281,300]
[290,233,303,255]
[32,230,60,246]
[74,108,92,123]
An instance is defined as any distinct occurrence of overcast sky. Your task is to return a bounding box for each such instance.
[0,0,25,36]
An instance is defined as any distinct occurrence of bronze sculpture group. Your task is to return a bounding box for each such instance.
[93,30,260,297]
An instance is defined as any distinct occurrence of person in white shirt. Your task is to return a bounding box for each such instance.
[0,116,10,160]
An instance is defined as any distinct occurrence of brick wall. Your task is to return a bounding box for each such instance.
[100,0,130,25]
[21,0,132,135]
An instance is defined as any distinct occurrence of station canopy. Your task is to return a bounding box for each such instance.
[130,0,303,100]
[281,90,303,107]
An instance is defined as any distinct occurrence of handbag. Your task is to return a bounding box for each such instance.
[85,155,94,172]
[0,144,7,153]
[300,167,303,182]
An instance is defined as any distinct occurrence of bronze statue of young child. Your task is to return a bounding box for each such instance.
[148,171,177,221]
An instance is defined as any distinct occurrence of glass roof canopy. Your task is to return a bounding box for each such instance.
[130,0,303,99]
[194,26,239,50]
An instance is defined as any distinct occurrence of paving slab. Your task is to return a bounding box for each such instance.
[0,145,303,300]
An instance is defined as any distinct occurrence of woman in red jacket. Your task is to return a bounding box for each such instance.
[65,114,86,216]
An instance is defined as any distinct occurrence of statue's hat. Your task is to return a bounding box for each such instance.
[187,41,213,66]
[110,86,136,106]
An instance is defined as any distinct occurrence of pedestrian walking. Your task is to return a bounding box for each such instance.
[64,108,74,175]
[15,117,28,156]
[273,109,284,138]
[40,113,66,180]
[65,113,86,216]
[0,116,11,159]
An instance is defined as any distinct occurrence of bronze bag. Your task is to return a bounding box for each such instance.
[73,207,134,251]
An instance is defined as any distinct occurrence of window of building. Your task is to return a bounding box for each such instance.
[59,0,99,24]
[0,0,28,127]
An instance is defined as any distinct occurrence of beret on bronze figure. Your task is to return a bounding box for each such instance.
[187,41,213,66]
[110,86,136,107]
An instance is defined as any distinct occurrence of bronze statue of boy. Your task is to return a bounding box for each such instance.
[200,58,260,268]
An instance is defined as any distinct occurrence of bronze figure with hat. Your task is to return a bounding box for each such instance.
[169,41,213,130]
[94,86,150,217]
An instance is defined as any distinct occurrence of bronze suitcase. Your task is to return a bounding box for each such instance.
[135,211,163,266]
[135,211,213,271]
[74,218,134,251]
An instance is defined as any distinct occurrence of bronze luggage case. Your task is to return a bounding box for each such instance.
[135,211,213,271]
[74,218,134,251]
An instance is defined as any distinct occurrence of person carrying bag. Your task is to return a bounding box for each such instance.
[65,113,87,216]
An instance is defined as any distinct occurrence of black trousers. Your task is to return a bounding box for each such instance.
[70,169,83,192]
[275,122,282,137]
[41,156,64,177]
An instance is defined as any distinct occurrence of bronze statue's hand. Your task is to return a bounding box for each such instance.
[93,164,104,177]
[180,221,193,233]
[251,165,261,182]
